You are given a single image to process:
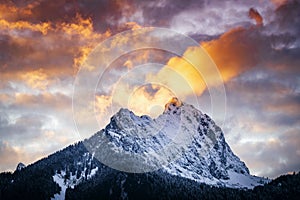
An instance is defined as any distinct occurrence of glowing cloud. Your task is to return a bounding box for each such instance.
[271,0,288,7]
[21,69,49,90]
[249,8,263,26]
[201,27,263,82]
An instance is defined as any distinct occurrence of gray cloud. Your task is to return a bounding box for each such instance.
[0,90,78,172]
[0,114,47,141]
[0,140,24,172]
[235,129,300,178]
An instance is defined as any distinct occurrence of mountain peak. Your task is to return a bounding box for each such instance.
[86,99,268,188]
[164,97,183,113]
[16,162,26,171]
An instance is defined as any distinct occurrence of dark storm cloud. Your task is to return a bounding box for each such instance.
[201,0,300,121]
[271,113,299,126]
[266,92,300,126]
[0,0,118,172]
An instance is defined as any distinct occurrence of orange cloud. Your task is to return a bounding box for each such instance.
[162,49,206,95]
[270,0,288,7]
[127,84,175,117]
[201,27,263,82]
[0,3,32,21]
[95,95,112,115]
[249,8,263,26]
[122,49,151,70]
[94,83,175,121]
[0,9,112,89]
[122,21,142,30]
[55,14,112,71]
[0,18,51,35]
[147,45,222,99]
[20,69,49,90]
[58,14,99,38]
[149,26,266,101]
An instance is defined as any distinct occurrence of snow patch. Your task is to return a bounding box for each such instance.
[223,170,270,189]
[51,172,67,200]
[51,161,98,199]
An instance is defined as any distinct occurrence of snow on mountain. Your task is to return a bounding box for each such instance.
[51,152,98,200]
[84,97,268,188]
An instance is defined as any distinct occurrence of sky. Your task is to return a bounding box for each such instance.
[0,0,299,179]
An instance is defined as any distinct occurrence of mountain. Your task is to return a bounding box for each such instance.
[1,97,290,200]
[85,97,266,188]
[15,163,26,172]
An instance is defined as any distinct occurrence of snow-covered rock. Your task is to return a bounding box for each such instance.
[85,98,268,188]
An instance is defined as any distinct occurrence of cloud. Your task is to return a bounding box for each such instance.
[193,1,300,178]
[148,47,206,97]
[168,0,274,36]
[0,138,70,172]
[234,129,300,178]
[0,14,110,79]
[273,1,300,45]
[151,23,272,103]
[127,84,174,117]
[223,67,299,128]
[266,92,300,112]
[249,8,263,25]
[0,141,25,172]
[201,27,270,81]
[271,0,289,7]
[218,64,299,177]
